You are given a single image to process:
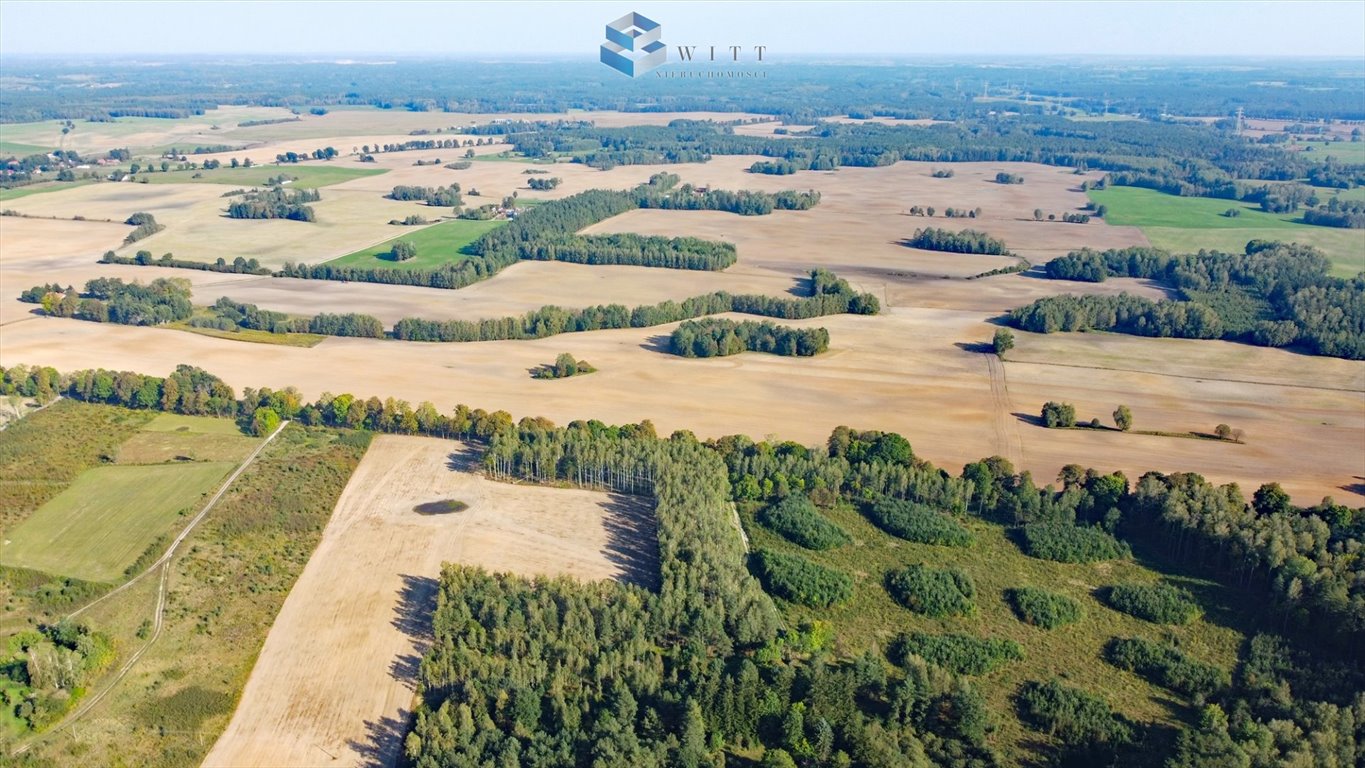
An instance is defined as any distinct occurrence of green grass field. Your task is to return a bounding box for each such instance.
[1293,140,1365,165]
[140,163,386,188]
[140,413,249,435]
[2,462,237,582]
[1090,186,1365,277]
[325,216,504,270]
[0,140,55,156]
[0,178,101,202]
[167,322,327,348]
[741,501,1248,761]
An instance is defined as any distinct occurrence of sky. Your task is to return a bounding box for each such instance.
[1,0,1363,58]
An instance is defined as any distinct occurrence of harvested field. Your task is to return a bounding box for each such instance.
[203,434,656,768]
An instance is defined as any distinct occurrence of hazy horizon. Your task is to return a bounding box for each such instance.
[2,0,1363,59]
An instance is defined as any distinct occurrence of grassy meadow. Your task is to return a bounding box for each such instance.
[140,163,385,188]
[1089,186,1365,277]
[325,216,504,270]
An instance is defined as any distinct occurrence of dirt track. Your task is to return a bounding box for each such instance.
[202,435,655,768]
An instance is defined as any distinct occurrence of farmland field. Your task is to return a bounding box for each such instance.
[140,163,387,188]
[1,461,236,582]
[1088,185,1365,276]
[204,434,656,768]
[325,216,504,270]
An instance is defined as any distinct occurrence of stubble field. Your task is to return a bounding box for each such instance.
[203,434,656,768]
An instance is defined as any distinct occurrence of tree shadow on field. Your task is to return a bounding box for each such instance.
[787,275,813,297]
[345,574,439,766]
[600,494,661,591]
[639,334,672,353]
[1340,477,1365,498]
[1013,412,1046,428]
[348,712,411,768]
[954,341,995,355]
[445,443,483,473]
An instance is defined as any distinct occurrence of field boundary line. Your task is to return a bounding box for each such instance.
[1006,357,1364,394]
[10,419,290,758]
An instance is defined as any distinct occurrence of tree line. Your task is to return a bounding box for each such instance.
[900,227,1011,256]
[20,277,192,326]
[225,186,320,221]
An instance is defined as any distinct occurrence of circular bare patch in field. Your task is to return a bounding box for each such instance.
[412,498,468,515]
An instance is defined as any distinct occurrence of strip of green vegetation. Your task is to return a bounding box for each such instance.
[140,412,250,435]
[167,321,327,348]
[2,461,237,582]
[1088,186,1365,277]
[0,178,99,202]
[140,164,386,187]
[325,217,504,270]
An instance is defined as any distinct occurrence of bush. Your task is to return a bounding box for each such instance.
[1105,637,1229,698]
[1106,583,1203,625]
[1017,679,1133,747]
[757,495,850,550]
[866,498,972,547]
[1018,522,1129,563]
[889,632,1023,675]
[1006,587,1083,629]
[885,564,975,617]
[750,549,853,607]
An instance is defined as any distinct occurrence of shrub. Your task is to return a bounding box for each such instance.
[866,498,972,547]
[1017,679,1133,747]
[1105,637,1229,698]
[889,632,1024,675]
[758,495,850,550]
[886,564,976,617]
[750,549,853,607]
[1018,522,1130,563]
[1106,583,1203,625]
[1006,587,1083,629]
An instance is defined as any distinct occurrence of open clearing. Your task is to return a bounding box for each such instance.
[1089,185,1365,276]
[1,461,235,582]
[204,434,656,768]
[326,217,504,270]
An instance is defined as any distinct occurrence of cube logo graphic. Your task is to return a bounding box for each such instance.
[600,11,665,77]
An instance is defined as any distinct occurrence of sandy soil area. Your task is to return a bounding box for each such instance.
[202,434,655,768]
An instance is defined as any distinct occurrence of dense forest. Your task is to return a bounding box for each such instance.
[1024,242,1365,359]
[2,360,1362,766]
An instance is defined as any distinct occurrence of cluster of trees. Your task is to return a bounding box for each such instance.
[757,495,851,550]
[931,168,955,178]
[1303,197,1365,228]
[670,318,830,359]
[531,352,595,380]
[749,549,854,608]
[1018,522,1131,563]
[900,227,1010,255]
[122,211,163,244]
[1032,209,1091,223]
[994,172,1023,184]
[1034,242,1365,358]
[22,277,193,326]
[1016,680,1134,763]
[865,498,973,547]
[1039,401,1076,428]
[390,214,430,226]
[274,146,337,162]
[1105,637,1229,699]
[1,620,114,731]
[1105,583,1204,625]
[225,186,320,221]
[392,271,875,344]
[388,184,462,207]
[1005,587,1082,629]
[389,240,417,262]
[885,564,977,617]
[888,632,1023,676]
[525,176,560,190]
